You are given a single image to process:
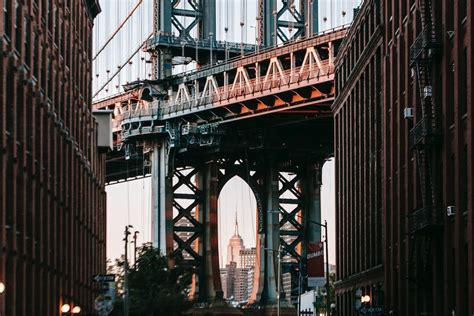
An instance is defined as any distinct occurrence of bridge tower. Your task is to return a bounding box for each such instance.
[148,0,320,79]
[258,0,319,47]
[118,0,332,311]
[150,0,217,79]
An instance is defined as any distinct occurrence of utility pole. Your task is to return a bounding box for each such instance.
[297,260,302,316]
[277,244,281,316]
[123,225,133,316]
[133,231,139,266]
[324,221,330,316]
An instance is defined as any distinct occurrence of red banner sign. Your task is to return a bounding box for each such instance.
[307,241,325,287]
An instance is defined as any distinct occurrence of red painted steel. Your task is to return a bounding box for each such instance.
[0,1,105,315]
[334,0,474,315]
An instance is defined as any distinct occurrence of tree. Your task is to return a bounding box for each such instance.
[110,243,192,316]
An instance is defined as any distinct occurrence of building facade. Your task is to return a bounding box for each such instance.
[233,267,252,303]
[239,247,256,269]
[333,0,384,314]
[335,0,474,315]
[0,0,105,315]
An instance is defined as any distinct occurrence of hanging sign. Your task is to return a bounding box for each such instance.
[307,241,325,287]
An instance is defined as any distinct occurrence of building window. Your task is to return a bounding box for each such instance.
[460,0,467,19]
[3,0,12,39]
[15,1,21,53]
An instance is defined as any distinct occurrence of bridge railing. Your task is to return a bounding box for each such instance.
[119,61,335,121]
[145,32,258,52]
[149,63,334,117]
[117,25,347,122]
[169,24,350,82]
[216,62,332,100]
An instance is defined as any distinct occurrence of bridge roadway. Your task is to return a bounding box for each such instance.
[94,26,347,312]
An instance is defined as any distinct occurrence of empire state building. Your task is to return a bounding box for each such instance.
[220,214,256,303]
[227,214,245,267]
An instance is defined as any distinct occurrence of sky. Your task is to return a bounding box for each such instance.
[96,0,361,266]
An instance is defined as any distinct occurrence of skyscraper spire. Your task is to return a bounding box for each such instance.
[234,211,239,235]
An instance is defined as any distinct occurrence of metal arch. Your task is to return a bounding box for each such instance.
[216,158,265,231]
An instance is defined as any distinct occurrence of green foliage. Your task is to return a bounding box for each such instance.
[110,243,192,316]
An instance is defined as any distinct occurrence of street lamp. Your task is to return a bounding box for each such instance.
[60,303,82,315]
[61,304,71,313]
[361,295,371,304]
[0,282,5,294]
[72,306,81,314]
[123,225,133,316]
[305,219,330,316]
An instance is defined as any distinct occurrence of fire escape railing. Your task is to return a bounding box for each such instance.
[408,2,441,235]
[407,0,443,287]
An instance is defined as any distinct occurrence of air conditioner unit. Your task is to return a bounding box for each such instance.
[423,86,433,98]
[404,107,414,119]
[447,206,455,217]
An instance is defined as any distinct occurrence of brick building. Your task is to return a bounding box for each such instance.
[334,0,474,315]
[0,0,105,315]
[333,0,384,313]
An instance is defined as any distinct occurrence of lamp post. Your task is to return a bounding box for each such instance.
[123,225,133,316]
[305,219,330,316]
[195,38,199,67]
[209,32,214,66]
[249,26,257,53]
[133,230,139,266]
[273,9,277,47]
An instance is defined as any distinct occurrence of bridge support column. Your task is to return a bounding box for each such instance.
[199,161,222,302]
[151,142,173,255]
[302,163,322,243]
[263,160,280,306]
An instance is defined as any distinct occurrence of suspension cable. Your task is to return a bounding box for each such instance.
[93,32,153,99]
[93,0,143,61]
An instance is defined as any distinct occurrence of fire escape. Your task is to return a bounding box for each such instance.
[408,0,442,285]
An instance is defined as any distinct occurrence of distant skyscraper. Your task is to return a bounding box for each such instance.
[227,213,244,266]
[239,247,256,268]
[220,214,256,302]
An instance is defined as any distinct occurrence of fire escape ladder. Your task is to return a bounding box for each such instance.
[421,235,433,275]
[408,0,442,286]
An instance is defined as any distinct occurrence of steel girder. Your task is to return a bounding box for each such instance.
[258,0,319,47]
[151,149,323,305]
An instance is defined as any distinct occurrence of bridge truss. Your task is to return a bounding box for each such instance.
[93,0,347,310]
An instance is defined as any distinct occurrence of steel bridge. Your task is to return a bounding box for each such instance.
[94,0,348,312]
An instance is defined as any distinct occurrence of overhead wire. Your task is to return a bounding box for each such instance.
[139,1,144,80]
[93,0,143,61]
[116,1,121,92]
[93,32,153,99]
[94,14,99,94]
